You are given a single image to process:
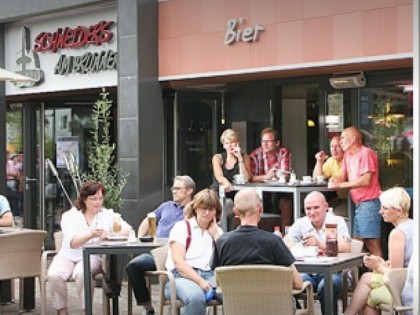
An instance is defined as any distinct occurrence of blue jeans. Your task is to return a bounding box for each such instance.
[301,272,343,315]
[125,253,156,304]
[354,198,382,238]
[165,269,222,315]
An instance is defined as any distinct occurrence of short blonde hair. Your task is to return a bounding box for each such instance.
[379,187,411,217]
[220,129,240,144]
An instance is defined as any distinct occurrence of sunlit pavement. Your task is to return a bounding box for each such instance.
[0,279,336,315]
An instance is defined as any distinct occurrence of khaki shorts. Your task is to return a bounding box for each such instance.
[366,273,392,308]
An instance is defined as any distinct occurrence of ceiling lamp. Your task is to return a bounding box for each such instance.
[329,71,366,89]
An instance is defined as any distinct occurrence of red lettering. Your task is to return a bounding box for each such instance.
[32,20,115,53]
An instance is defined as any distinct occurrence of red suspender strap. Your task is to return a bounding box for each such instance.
[185,219,191,252]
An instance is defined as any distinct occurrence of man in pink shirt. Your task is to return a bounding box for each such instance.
[328,126,382,256]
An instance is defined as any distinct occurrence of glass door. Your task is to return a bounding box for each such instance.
[21,101,99,246]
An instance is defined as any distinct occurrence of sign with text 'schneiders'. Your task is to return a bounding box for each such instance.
[5,8,117,95]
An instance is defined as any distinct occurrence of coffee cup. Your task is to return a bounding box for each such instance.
[147,212,157,237]
[302,175,312,183]
[316,175,325,183]
[233,174,245,184]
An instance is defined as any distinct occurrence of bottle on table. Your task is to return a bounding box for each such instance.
[273,226,282,238]
[289,170,297,184]
[325,207,338,257]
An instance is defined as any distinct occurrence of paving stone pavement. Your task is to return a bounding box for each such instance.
[0,279,332,314]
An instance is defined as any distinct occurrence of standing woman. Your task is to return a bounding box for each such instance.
[344,187,413,315]
[165,189,223,315]
[211,128,251,198]
[48,181,132,315]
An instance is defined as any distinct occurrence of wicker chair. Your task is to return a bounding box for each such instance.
[216,265,314,315]
[379,268,412,315]
[0,229,47,312]
[148,245,221,315]
[40,231,110,315]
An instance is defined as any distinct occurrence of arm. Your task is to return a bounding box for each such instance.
[239,154,251,181]
[137,217,150,237]
[0,211,13,227]
[70,228,105,249]
[290,265,303,290]
[312,151,327,178]
[329,172,372,190]
[212,153,233,192]
[387,229,406,268]
[171,241,213,291]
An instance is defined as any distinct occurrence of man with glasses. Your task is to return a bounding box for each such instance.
[126,175,196,315]
[249,127,292,233]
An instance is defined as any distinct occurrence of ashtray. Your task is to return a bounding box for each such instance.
[139,236,154,242]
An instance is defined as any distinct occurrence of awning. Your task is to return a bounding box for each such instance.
[0,67,36,82]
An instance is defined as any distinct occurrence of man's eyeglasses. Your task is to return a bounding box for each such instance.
[171,187,186,192]
[261,140,276,144]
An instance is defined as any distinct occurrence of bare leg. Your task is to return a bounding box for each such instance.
[364,238,382,257]
[344,273,373,315]
[58,308,68,315]
[362,304,381,315]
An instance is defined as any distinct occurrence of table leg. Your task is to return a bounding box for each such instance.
[219,187,228,231]
[293,190,300,222]
[21,278,35,311]
[323,270,333,315]
[110,255,119,315]
[0,280,13,303]
[83,250,93,315]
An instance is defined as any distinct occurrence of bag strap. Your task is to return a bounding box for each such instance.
[185,219,191,252]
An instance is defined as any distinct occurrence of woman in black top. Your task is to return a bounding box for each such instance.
[211,129,251,199]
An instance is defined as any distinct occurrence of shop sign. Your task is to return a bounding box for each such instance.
[5,7,117,95]
[33,20,117,76]
[224,18,265,45]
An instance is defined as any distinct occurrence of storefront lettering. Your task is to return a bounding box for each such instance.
[33,20,115,53]
[54,49,117,75]
[224,18,264,45]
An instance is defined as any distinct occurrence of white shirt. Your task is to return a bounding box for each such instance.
[165,216,223,271]
[58,207,132,261]
[288,212,349,243]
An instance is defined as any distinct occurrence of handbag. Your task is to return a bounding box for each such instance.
[102,271,121,299]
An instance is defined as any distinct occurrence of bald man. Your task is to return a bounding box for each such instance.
[328,126,383,257]
[284,191,350,315]
[211,188,303,290]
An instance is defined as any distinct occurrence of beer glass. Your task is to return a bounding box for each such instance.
[112,213,122,235]
[147,212,157,237]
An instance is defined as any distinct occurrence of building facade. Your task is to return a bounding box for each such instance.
[0,0,414,241]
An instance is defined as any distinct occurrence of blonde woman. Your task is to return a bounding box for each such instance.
[344,187,413,315]
[211,128,251,198]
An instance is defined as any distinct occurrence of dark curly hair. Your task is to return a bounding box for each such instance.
[74,181,105,213]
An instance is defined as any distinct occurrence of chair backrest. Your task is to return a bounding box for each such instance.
[384,268,407,309]
[215,265,295,315]
[151,245,168,271]
[0,230,47,280]
[350,239,364,253]
[54,231,63,251]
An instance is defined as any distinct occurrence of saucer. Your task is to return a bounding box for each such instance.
[300,180,313,185]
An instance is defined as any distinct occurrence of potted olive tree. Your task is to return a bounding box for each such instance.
[81,88,128,211]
